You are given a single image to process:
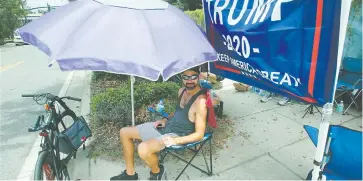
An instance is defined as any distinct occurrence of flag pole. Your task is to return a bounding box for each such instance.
[311,0,352,180]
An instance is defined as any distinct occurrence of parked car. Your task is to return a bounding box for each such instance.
[13,30,26,46]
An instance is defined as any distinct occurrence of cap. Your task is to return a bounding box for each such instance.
[183,66,201,74]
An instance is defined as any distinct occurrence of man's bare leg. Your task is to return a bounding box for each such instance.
[119,127,141,175]
[138,139,165,174]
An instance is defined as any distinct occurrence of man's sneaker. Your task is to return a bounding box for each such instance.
[278,97,291,106]
[260,92,273,102]
[110,170,138,180]
[148,164,167,180]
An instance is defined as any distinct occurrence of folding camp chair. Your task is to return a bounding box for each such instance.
[147,106,214,180]
[304,125,362,180]
[334,57,362,115]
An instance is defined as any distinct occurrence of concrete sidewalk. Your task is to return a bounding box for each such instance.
[69,78,362,180]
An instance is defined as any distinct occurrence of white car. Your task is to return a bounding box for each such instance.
[13,30,27,46]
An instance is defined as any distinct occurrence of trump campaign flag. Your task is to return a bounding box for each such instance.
[203,0,346,106]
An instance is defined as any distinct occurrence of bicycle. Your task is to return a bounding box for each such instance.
[22,93,92,180]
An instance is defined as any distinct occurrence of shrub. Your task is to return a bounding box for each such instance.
[91,81,180,127]
[184,9,205,30]
[91,71,129,82]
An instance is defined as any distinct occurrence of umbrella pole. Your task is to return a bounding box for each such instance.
[131,75,135,126]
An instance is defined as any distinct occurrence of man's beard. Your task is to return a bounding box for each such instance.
[184,83,197,90]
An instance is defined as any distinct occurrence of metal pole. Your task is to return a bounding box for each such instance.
[311,103,332,181]
[202,0,212,76]
[311,0,352,180]
[131,75,135,126]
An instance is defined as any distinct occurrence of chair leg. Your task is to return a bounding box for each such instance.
[209,137,213,175]
[200,138,213,175]
[163,138,214,180]
[314,106,322,115]
[160,150,168,163]
[351,90,362,108]
[174,142,208,180]
[343,90,362,115]
[201,145,210,175]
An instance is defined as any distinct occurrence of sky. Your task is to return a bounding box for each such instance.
[26,0,69,8]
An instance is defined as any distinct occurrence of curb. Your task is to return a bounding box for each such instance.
[0,43,16,49]
[67,71,93,180]
[81,71,94,147]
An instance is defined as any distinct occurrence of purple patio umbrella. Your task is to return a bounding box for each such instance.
[18,0,217,125]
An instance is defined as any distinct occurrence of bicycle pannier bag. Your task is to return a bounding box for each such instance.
[56,116,92,154]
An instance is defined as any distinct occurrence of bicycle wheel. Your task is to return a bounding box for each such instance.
[34,151,55,180]
[34,151,71,180]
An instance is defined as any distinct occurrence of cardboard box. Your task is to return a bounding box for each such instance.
[233,83,250,92]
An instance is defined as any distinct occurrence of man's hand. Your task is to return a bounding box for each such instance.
[162,136,177,147]
[154,119,166,128]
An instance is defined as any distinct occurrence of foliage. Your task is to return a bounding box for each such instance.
[90,81,180,127]
[0,0,27,40]
[91,71,129,82]
[166,0,202,11]
[184,9,205,30]
[346,0,361,39]
[344,0,362,59]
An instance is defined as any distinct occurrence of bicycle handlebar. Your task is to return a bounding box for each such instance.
[22,94,36,97]
[28,115,43,132]
[28,126,44,132]
[23,93,81,133]
[62,96,81,102]
[21,93,81,102]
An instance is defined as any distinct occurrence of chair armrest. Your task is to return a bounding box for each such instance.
[166,132,213,150]
[340,69,362,76]
[353,78,363,88]
[147,106,169,118]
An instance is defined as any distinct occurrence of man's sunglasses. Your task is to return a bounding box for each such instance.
[181,74,199,80]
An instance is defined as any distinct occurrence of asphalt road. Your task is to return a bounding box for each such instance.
[0,44,71,179]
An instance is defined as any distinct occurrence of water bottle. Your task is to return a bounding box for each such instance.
[336,101,344,113]
[248,86,254,92]
[259,90,265,96]
[252,86,257,93]
[156,99,165,113]
[255,87,260,94]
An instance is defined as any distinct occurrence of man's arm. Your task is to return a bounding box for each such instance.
[174,97,207,145]
[161,112,174,123]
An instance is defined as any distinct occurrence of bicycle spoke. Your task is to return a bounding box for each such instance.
[42,164,55,180]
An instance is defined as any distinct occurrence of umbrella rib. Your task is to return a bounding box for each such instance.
[140,10,162,75]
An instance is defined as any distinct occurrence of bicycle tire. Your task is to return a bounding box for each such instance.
[34,151,71,180]
[34,151,55,180]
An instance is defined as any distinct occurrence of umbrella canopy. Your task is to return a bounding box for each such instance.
[18,0,217,81]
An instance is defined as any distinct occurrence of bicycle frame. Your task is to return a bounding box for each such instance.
[37,98,78,180]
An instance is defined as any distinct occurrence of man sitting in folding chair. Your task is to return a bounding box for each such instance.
[111,66,211,180]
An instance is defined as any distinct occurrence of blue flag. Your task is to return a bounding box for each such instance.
[203,0,345,106]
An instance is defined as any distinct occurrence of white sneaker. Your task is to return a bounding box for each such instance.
[278,97,291,106]
[260,92,273,102]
